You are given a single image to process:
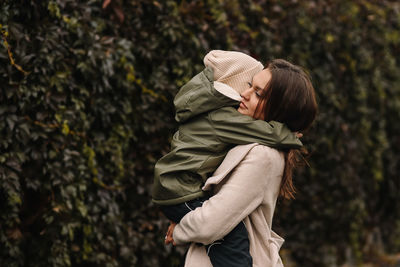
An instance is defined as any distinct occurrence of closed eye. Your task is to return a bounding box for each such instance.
[247,82,252,88]
[254,86,263,97]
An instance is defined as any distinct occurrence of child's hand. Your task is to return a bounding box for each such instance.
[295,132,303,138]
[165,221,177,246]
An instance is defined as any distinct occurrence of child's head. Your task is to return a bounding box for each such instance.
[204,50,263,94]
[238,59,318,132]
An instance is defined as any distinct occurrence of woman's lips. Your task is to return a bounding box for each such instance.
[240,102,247,109]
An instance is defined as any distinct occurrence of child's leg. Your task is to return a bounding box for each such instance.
[206,221,252,267]
[161,199,252,266]
[159,197,207,223]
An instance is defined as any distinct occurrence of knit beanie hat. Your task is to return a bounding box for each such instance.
[204,50,264,94]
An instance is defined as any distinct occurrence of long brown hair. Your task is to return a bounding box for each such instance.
[256,59,318,199]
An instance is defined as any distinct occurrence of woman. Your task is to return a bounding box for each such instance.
[166,59,318,266]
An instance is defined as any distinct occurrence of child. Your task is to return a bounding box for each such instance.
[152,50,302,266]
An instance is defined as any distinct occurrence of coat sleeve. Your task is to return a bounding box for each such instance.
[210,107,303,149]
[173,145,280,245]
[174,67,238,123]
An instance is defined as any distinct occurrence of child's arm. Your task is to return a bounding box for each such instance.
[209,107,302,149]
[174,67,238,123]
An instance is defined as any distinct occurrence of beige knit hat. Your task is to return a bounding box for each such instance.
[204,50,264,94]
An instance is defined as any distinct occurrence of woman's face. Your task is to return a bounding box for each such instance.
[237,68,271,120]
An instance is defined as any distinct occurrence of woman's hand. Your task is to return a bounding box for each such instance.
[165,221,177,246]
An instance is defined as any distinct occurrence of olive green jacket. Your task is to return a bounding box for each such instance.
[152,67,302,205]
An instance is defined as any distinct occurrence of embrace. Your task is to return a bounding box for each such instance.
[152,50,318,267]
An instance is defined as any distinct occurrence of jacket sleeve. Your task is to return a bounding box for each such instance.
[174,67,238,123]
[173,145,279,245]
[209,107,303,149]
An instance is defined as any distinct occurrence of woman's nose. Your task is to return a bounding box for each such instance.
[240,88,252,99]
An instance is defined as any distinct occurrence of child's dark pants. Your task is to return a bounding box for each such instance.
[160,197,252,267]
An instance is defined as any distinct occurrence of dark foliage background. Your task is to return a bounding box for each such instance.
[1,0,399,266]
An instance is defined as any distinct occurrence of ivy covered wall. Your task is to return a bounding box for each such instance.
[1,0,399,266]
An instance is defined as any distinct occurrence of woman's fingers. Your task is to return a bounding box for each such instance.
[167,222,175,237]
[165,232,174,245]
[165,226,172,244]
[165,222,177,245]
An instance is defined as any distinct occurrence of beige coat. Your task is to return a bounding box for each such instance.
[173,143,286,267]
